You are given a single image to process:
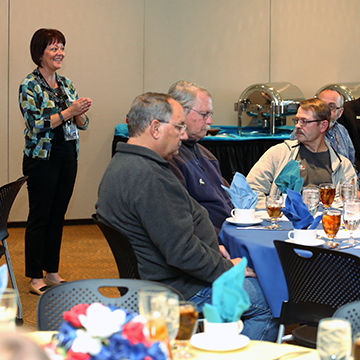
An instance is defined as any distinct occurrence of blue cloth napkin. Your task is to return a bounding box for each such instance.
[0,264,8,300]
[202,258,250,323]
[274,160,303,194]
[221,172,257,209]
[114,123,129,137]
[282,189,323,229]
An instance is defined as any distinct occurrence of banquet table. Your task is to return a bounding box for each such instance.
[219,212,360,318]
[26,331,318,360]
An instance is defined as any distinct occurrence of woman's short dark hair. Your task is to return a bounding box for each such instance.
[30,28,66,67]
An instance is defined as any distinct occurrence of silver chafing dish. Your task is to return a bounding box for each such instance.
[315,82,360,102]
[234,82,305,135]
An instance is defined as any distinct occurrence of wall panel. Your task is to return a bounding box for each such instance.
[271,0,360,98]
[0,0,8,186]
[144,0,270,126]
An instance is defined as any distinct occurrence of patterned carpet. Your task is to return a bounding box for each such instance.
[2,224,118,332]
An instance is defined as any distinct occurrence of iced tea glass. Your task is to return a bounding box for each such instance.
[174,301,198,359]
[322,209,341,247]
[319,183,335,209]
[265,195,283,229]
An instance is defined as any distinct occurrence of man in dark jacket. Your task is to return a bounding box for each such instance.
[168,81,232,234]
[96,92,278,341]
[338,97,360,172]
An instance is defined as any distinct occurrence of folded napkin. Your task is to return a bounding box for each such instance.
[202,258,250,323]
[282,189,323,229]
[274,160,303,195]
[0,264,8,300]
[221,172,257,209]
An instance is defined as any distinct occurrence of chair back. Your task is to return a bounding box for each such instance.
[92,214,140,279]
[37,278,184,331]
[333,300,360,337]
[0,176,28,241]
[274,240,360,325]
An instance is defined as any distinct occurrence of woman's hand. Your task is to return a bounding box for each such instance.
[69,97,92,117]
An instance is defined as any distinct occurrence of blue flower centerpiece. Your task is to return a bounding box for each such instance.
[44,303,169,360]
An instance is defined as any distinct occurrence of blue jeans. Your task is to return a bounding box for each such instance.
[189,277,279,341]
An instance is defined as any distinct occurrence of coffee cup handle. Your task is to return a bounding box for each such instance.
[288,230,295,239]
[231,209,235,218]
[237,320,244,334]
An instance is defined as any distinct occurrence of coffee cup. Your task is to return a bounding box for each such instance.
[288,229,317,244]
[204,319,243,343]
[231,208,255,223]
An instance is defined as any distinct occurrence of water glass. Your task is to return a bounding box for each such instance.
[0,288,17,332]
[138,287,180,343]
[317,318,351,360]
[343,199,360,244]
[340,178,355,204]
[302,186,320,216]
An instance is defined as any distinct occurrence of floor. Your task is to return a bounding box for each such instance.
[2,224,118,331]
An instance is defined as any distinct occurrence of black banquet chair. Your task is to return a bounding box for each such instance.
[274,240,360,348]
[37,278,184,331]
[0,176,28,326]
[333,300,360,337]
[92,213,140,279]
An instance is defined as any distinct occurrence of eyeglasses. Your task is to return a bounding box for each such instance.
[183,107,214,120]
[292,117,324,126]
[327,103,342,111]
[157,120,187,134]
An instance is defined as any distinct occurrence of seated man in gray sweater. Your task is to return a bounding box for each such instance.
[96,92,278,341]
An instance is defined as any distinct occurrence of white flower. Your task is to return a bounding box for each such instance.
[71,329,102,355]
[78,303,127,338]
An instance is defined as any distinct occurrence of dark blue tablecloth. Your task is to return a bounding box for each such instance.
[219,219,360,318]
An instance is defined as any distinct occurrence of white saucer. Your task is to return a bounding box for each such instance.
[285,238,325,247]
[190,333,250,351]
[226,217,263,226]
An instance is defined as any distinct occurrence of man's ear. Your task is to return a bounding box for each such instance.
[320,120,329,133]
[339,107,344,118]
[149,119,161,139]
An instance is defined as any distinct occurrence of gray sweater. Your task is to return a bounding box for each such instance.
[96,142,233,300]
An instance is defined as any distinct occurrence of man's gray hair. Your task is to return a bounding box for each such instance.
[168,80,212,112]
[319,88,344,108]
[128,92,173,137]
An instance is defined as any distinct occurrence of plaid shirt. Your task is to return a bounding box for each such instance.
[19,68,89,160]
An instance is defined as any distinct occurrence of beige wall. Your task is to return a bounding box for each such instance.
[0,1,8,187]
[2,0,360,221]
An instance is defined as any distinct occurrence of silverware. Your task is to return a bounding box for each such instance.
[268,350,312,360]
[334,243,357,251]
[221,133,236,138]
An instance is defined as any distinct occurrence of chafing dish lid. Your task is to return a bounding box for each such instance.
[315,82,360,102]
[238,82,305,115]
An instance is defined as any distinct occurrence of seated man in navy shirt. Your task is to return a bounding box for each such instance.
[168,81,232,234]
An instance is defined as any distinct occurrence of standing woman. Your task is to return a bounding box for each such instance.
[19,29,92,295]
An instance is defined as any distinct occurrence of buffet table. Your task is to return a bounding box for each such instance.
[219,214,360,318]
[26,331,317,360]
[113,124,293,182]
